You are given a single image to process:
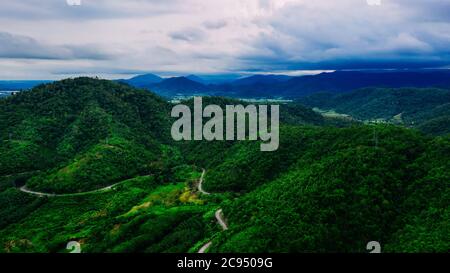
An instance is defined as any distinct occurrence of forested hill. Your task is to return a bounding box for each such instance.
[0,77,448,253]
[180,96,328,126]
[0,78,328,194]
[0,78,173,193]
[185,125,450,252]
[297,87,450,135]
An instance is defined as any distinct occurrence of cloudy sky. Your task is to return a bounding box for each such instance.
[0,0,449,79]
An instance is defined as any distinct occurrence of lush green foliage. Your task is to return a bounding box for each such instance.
[0,78,173,192]
[0,78,448,253]
[0,165,214,253]
[181,96,327,126]
[297,88,450,135]
[205,126,449,252]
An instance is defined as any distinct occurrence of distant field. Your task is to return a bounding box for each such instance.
[240,98,293,103]
[313,107,355,121]
[313,107,398,125]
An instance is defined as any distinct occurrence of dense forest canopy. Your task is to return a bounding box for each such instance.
[0,78,448,253]
[297,87,450,136]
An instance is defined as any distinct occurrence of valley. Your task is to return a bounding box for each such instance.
[0,78,448,253]
[298,87,450,135]
[1,0,449,257]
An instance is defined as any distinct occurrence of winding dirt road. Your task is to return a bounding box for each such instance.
[197,169,228,253]
[214,209,228,231]
[197,169,210,195]
[18,168,227,253]
[197,242,212,253]
[18,183,120,197]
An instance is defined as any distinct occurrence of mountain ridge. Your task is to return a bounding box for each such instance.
[121,70,450,98]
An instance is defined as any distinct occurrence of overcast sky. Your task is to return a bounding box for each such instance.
[0,0,449,79]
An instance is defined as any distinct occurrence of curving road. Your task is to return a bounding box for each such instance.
[197,168,209,195]
[198,210,228,253]
[18,168,227,253]
[215,209,228,231]
[18,183,121,197]
[197,169,228,253]
[197,242,212,254]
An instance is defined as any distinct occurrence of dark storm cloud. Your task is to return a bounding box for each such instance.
[393,0,450,22]
[0,32,113,60]
[1,0,450,78]
[169,28,206,42]
[203,20,228,30]
[231,0,450,72]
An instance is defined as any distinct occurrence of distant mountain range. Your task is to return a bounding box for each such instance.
[231,74,293,86]
[0,80,52,91]
[186,74,206,84]
[117,73,163,88]
[120,70,450,98]
[2,70,450,99]
[148,76,210,97]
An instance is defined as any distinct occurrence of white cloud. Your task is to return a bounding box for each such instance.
[0,0,448,79]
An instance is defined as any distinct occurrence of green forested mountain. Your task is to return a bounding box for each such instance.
[201,126,449,252]
[0,78,448,253]
[0,78,173,193]
[297,88,450,135]
[181,96,328,126]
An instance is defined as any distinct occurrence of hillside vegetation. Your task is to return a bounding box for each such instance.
[0,78,173,193]
[0,78,448,253]
[297,88,450,135]
[201,126,449,252]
